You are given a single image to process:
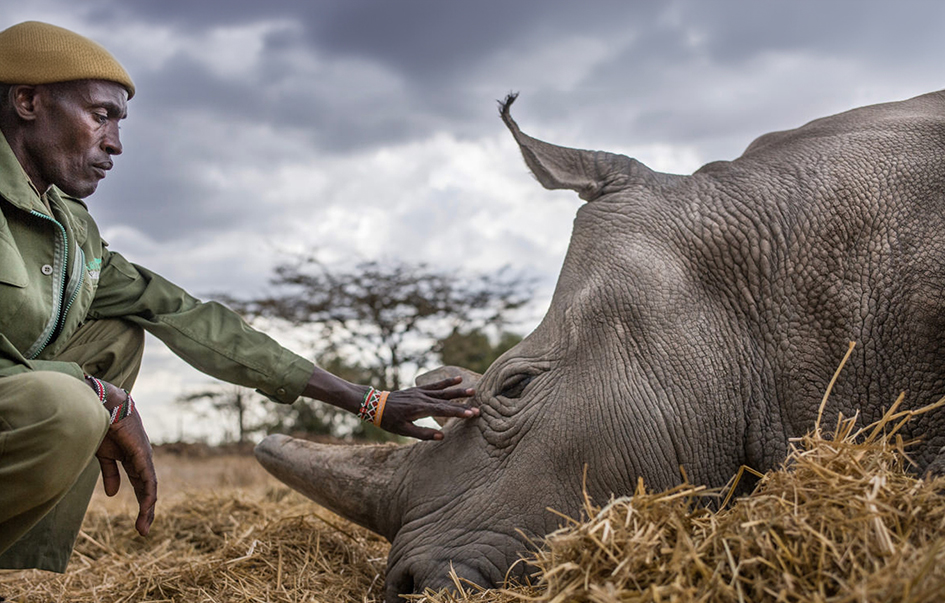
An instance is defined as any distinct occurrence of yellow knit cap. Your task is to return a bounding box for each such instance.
[0,21,135,98]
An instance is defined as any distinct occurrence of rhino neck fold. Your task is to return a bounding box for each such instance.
[254,434,408,540]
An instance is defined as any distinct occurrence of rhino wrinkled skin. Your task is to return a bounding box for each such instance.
[256,91,945,600]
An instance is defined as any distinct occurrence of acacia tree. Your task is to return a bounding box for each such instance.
[228,253,535,392]
[264,352,395,441]
[174,357,385,444]
[435,328,523,374]
[175,385,266,444]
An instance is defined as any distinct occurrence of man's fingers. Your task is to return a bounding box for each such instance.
[98,457,121,497]
[97,410,158,537]
[127,456,158,537]
[417,376,463,391]
[431,402,479,418]
[398,422,444,441]
[436,387,476,400]
[129,474,156,536]
[136,500,156,536]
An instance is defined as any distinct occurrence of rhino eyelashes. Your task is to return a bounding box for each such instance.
[498,374,534,399]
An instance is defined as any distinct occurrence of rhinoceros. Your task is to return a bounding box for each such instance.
[255,91,945,600]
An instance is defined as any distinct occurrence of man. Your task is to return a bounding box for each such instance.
[0,21,478,573]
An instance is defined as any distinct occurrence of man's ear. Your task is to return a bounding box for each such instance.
[10,85,40,122]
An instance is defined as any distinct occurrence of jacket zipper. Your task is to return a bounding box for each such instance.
[25,209,83,359]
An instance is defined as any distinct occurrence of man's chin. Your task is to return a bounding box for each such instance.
[58,180,99,199]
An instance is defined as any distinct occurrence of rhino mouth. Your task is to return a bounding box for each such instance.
[385,561,492,601]
[384,536,535,601]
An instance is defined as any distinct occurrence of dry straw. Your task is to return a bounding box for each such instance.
[0,487,390,602]
[3,344,944,602]
[497,398,945,603]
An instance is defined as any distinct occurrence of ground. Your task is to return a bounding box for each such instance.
[1,444,392,602]
[2,407,944,602]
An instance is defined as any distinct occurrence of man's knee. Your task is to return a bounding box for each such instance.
[4,373,108,500]
[28,371,108,444]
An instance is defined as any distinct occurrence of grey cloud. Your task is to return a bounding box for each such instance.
[681,1,945,66]
[63,2,661,149]
[5,0,944,240]
[79,0,945,158]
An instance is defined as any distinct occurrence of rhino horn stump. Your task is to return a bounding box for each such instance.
[254,434,407,539]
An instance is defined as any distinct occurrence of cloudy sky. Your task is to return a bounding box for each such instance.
[2,0,942,442]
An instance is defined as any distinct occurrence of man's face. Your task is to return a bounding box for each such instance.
[21,79,128,198]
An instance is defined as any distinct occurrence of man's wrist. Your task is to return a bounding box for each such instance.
[107,390,135,424]
[302,367,366,414]
[85,374,135,423]
[84,374,107,402]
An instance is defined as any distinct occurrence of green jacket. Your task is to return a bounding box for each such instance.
[0,131,314,403]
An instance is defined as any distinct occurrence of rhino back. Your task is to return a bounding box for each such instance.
[682,91,945,467]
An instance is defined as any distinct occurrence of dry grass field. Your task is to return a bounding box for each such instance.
[3,398,945,603]
[1,445,392,602]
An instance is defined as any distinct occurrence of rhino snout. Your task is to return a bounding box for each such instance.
[385,556,514,602]
[385,527,535,600]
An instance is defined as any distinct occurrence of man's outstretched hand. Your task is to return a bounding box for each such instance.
[94,382,157,537]
[379,376,479,440]
[302,369,480,441]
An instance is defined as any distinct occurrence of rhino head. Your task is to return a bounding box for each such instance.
[257,91,945,600]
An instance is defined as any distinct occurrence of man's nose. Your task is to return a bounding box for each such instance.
[103,122,122,155]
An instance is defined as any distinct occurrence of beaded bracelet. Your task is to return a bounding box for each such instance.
[109,390,135,424]
[358,387,390,427]
[84,374,107,403]
[84,374,135,424]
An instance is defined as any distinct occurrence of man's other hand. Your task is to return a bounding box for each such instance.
[94,384,157,537]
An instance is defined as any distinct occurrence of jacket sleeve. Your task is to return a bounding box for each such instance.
[87,248,314,404]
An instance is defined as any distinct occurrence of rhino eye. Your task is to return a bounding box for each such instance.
[498,374,533,399]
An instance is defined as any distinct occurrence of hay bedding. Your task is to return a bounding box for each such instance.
[0,487,390,602]
[408,400,945,603]
[506,411,945,602]
[3,395,945,601]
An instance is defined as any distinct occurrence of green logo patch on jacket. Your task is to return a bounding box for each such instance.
[86,257,102,281]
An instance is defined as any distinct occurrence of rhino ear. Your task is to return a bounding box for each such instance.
[500,93,653,202]
[416,365,481,426]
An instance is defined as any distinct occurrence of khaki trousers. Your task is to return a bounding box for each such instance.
[0,319,144,572]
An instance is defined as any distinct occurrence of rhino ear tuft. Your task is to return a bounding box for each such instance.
[500,94,651,202]
[498,92,519,116]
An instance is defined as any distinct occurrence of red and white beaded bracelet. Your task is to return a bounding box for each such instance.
[84,374,135,424]
[358,387,390,427]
